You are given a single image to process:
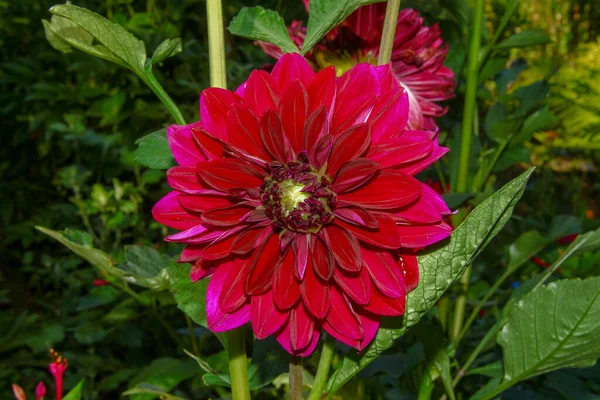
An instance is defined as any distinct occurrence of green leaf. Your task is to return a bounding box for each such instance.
[150,38,182,65]
[302,0,384,55]
[442,192,473,209]
[36,226,123,278]
[118,245,171,290]
[513,106,553,144]
[168,262,209,328]
[47,4,147,75]
[128,358,198,400]
[507,230,547,270]
[122,385,186,400]
[228,7,299,54]
[497,277,600,387]
[496,28,551,49]
[134,129,174,170]
[62,380,85,400]
[77,286,120,311]
[492,146,530,173]
[326,169,534,395]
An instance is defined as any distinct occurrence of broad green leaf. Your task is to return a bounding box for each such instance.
[560,228,600,257]
[497,277,600,386]
[302,0,385,55]
[507,230,547,270]
[168,262,209,328]
[491,146,530,173]
[134,129,174,170]
[118,245,171,290]
[441,192,473,209]
[128,358,198,400]
[150,38,182,65]
[228,7,299,54]
[326,169,534,395]
[36,226,123,278]
[496,28,551,49]
[122,385,186,400]
[47,4,147,75]
[77,286,120,311]
[62,380,84,400]
[513,106,553,144]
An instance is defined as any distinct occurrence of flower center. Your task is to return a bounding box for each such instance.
[314,50,377,77]
[261,158,336,233]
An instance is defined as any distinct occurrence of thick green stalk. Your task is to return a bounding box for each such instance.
[206,1,249,399]
[308,335,336,400]
[140,70,186,125]
[450,0,485,343]
[290,355,304,400]
[377,0,401,65]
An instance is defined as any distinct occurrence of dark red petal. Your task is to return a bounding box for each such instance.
[168,166,215,195]
[273,249,302,310]
[198,234,237,260]
[323,225,361,272]
[325,286,363,340]
[280,80,309,154]
[306,66,336,116]
[301,254,330,319]
[364,286,406,316]
[369,88,409,141]
[226,104,270,161]
[275,317,321,357]
[200,88,243,137]
[197,159,264,192]
[219,258,250,313]
[191,127,225,159]
[251,291,288,339]
[332,159,380,194]
[168,123,206,166]
[304,106,329,153]
[311,236,334,281]
[336,214,402,249]
[362,248,405,299]
[311,134,333,169]
[397,222,452,248]
[178,193,234,213]
[400,253,419,291]
[230,226,272,255]
[367,135,433,169]
[201,204,254,227]
[338,171,421,210]
[327,124,371,175]
[207,260,250,332]
[394,184,450,224]
[243,70,281,117]
[331,94,376,136]
[153,192,203,230]
[270,52,315,91]
[333,267,371,305]
[260,110,290,163]
[290,303,315,351]
[333,206,379,229]
[190,258,217,282]
[293,233,309,280]
[246,233,281,295]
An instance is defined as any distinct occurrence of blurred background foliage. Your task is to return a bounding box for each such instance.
[0,0,598,399]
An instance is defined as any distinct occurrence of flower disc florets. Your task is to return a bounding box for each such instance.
[262,157,336,233]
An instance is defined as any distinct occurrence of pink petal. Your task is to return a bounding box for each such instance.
[259,110,290,163]
[153,191,203,230]
[200,88,243,138]
[207,261,250,332]
[396,222,452,248]
[168,123,206,167]
[219,258,251,313]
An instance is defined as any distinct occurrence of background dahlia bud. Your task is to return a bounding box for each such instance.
[12,384,27,400]
[35,382,46,400]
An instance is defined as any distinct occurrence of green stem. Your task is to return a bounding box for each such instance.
[450,0,485,343]
[140,70,186,125]
[226,328,251,400]
[207,0,227,88]
[418,367,435,400]
[290,355,304,400]
[308,334,336,400]
[377,0,401,65]
[185,314,200,356]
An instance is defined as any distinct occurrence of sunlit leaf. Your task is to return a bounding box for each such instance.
[496,28,551,49]
[134,129,174,170]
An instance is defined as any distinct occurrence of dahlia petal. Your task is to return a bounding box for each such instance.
[346,3,384,43]
[178,193,234,213]
[197,159,264,191]
[181,225,246,245]
[270,53,315,91]
[301,254,330,319]
[311,134,333,169]
[230,226,272,255]
[280,80,309,154]
[245,207,270,222]
[368,135,433,169]
[312,236,334,281]
[395,143,449,176]
[274,249,302,310]
[168,123,206,167]
[333,267,371,305]
[251,291,288,339]
[190,259,216,282]
[323,321,360,349]
[336,214,402,249]
[198,234,237,260]
[362,248,406,299]
[369,88,409,141]
[323,225,362,272]
[401,253,419,291]
[168,166,217,195]
[394,185,450,224]
[275,318,321,357]
[290,303,315,350]
[293,233,309,280]
[304,106,329,153]
[333,206,379,229]
[207,261,250,331]
[201,204,255,227]
[165,224,209,241]
[364,286,406,316]
[374,64,401,91]
[200,88,243,137]
[306,66,337,116]
[219,258,251,313]
[260,110,291,163]
[332,159,379,194]
[152,192,203,230]
[226,104,270,161]
[243,70,281,117]
[338,171,421,210]
[327,123,371,175]
[357,311,380,351]
[246,233,281,295]
[330,94,376,137]
[191,127,225,159]
[325,286,362,340]
[397,222,452,248]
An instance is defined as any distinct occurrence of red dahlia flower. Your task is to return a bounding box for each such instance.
[49,349,67,400]
[259,2,455,130]
[153,54,452,356]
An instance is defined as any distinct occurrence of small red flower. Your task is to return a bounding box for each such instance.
[35,382,46,400]
[258,2,455,130]
[153,54,452,355]
[49,349,68,400]
[93,279,110,286]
